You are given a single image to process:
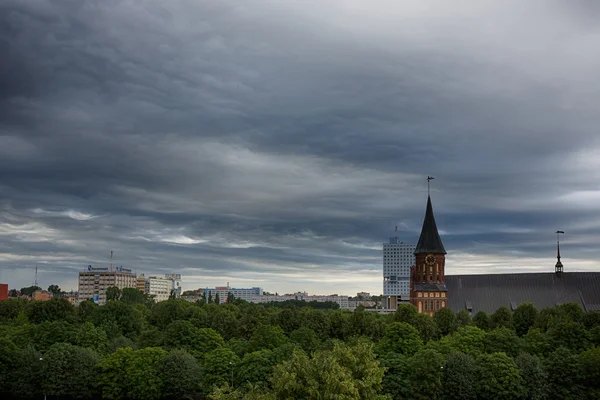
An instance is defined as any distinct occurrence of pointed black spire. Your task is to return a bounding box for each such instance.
[555,231,564,274]
[414,196,446,255]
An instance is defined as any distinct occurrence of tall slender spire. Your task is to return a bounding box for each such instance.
[414,195,446,255]
[555,231,564,274]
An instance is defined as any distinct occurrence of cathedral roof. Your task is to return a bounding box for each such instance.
[414,196,446,255]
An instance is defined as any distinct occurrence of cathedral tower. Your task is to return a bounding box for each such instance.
[410,193,448,315]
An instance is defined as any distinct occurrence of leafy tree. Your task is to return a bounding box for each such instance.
[77,299,98,322]
[276,307,302,334]
[412,313,440,343]
[547,321,591,352]
[513,303,538,336]
[20,286,41,296]
[248,325,288,352]
[545,347,583,400]
[473,311,491,330]
[42,343,100,399]
[99,347,167,400]
[556,302,585,323]
[28,320,78,351]
[215,293,221,305]
[582,310,600,330]
[163,320,224,358]
[484,327,522,357]
[110,335,136,352]
[0,337,18,394]
[94,300,145,338]
[236,349,277,387]
[381,353,412,399]
[208,292,213,304]
[8,288,18,297]
[409,349,445,400]
[302,309,332,340]
[515,353,548,400]
[26,298,76,323]
[149,299,194,329]
[490,306,513,329]
[10,345,46,399]
[454,309,472,329]
[227,292,235,304]
[271,342,387,400]
[161,349,202,400]
[522,328,551,357]
[378,322,423,356]
[434,307,456,336]
[440,326,486,355]
[75,321,109,354]
[47,284,62,295]
[394,304,418,324]
[121,288,152,305]
[106,286,122,301]
[476,352,524,400]
[580,346,600,399]
[328,309,349,340]
[442,352,477,400]
[289,327,320,353]
[0,298,29,322]
[201,348,240,394]
[137,326,165,348]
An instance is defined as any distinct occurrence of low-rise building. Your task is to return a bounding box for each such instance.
[0,284,7,301]
[252,292,354,309]
[32,290,53,301]
[200,284,263,302]
[137,274,171,302]
[78,265,137,305]
[164,274,182,298]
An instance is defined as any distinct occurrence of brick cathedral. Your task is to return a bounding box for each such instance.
[410,194,448,315]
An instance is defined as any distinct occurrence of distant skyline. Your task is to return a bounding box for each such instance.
[1,1,600,295]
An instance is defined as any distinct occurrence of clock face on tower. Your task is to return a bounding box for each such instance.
[425,254,436,266]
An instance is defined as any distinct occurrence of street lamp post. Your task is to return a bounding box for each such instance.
[39,357,46,400]
[229,361,234,388]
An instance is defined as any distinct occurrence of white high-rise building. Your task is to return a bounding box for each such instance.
[78,265,137,305]
[383,237,415,309]
[137,274,171,302]
[164,273,182,298]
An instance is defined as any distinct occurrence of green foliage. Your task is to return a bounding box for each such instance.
[236,349,278,387]
[513,303,538,336]
[94,300,145,338]
[215,293,221,305]
[522,328,551,357]
[106,286,122,301]
[484,327,522,357]
[271,341,387,400]
[579,346,600,399]
[490,306,513,329]
[473,311,491,330]
[440,326,486,355]
[99,346,167,400]
[380,353,412,399]
[20,285,41,296]
[289,327,320,353]
[161,349,202,400]
[47,284,62,295]
[378,322,423,356]
[28,320,78,351]
[476,352,524,400]
[454,309,472,329]
[248,325,288,352]
[42,343,100,399]
[9,345,46,399]
[545,347,583,400]
[442,352,477,400]
[149,299,194,328]
[76,321,110,354]
[0,337,18,392]
[409,349,445,400]
[547,321,591,352]
[201,347,240,394]
[433,307,456,336]
[121,287,153,305]
[515,353,548,400]
[412,313,440,342]
[0,298,29,322]
[26,298,76,323]
[394,303,418,324]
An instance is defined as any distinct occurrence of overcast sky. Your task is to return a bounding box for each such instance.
[1,0,600,295]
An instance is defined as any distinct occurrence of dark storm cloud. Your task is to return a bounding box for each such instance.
[1,0,600,293]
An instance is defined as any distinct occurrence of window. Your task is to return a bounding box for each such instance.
[436,301,440,310]
[424,301,428,311]
[418,292,423,298]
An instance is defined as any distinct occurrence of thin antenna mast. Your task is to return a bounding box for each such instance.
[427,176,435,196]
[110,250,113,272]
[34,266,38,287]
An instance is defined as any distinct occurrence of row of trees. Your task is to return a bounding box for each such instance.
[1,295,599,399]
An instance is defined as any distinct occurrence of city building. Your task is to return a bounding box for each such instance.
[78,265,137,305]
[0,284,8,301]
[357,292,371,299]
[445,239,600,314]
[410,194,449,315]
[165,273,182,298]
[32,290,53,301]
[200,284,263,302]
[383,237,415,309]
[137,274,171,302]
[252,292,353,309]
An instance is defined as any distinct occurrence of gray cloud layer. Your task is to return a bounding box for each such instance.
[1,0,599,294]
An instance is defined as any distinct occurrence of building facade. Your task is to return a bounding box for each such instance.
[201,284,263,302]
[0,284,7,301]
[137,274,171,302]
[165,274,182,298]
[410,195,449,315]
[78,265,137,305]
[383,237,415,309]
[32,290,53,301]
[251,292,353,309]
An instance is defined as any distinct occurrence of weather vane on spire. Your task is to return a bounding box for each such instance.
[427,176,435,196]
